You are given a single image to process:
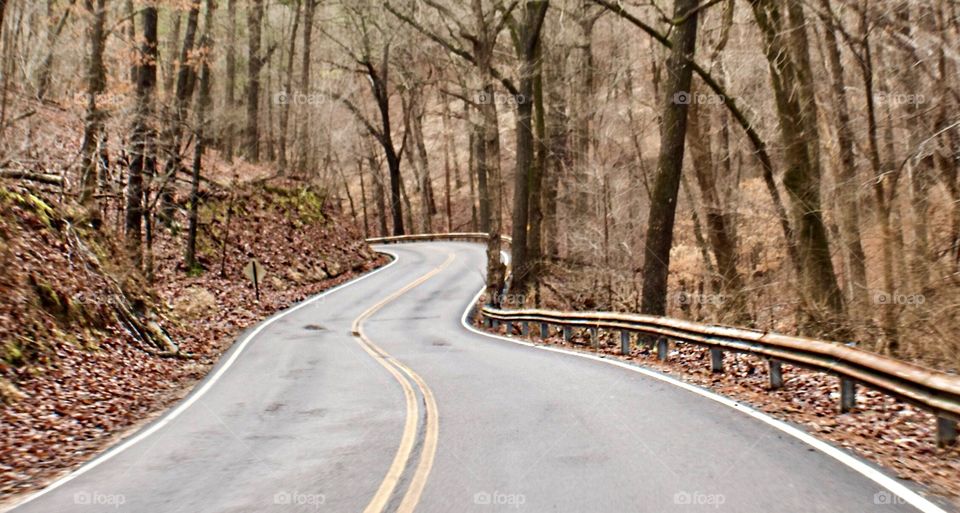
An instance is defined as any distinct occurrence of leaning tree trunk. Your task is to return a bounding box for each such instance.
[817,0,868,314]
[751,0,844,332]
[687,94,743,311]
[638,0,699,317]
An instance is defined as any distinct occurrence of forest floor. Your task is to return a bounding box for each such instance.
[478,320,960,507]
[0,97,384,500]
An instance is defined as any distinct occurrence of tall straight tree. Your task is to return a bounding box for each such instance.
[127,2,159,267]
[160,0,201,224]
[186,0,215,269]
[296,0,317,174]
[78,0,108,215]
[224,0,237,161]
[639,0,699,317]
[509,0,548,293]
[245,0,264,161]
[277,0,302,173]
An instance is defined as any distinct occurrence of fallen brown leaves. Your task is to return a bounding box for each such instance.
[0,177,383,501]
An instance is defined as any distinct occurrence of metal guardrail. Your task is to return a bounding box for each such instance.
[369,233,960,447]
[481,306,960,447]
[367,232,512,245]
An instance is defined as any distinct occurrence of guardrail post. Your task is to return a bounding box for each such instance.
[620,331,631,355]
[710,348,723,373]
[540,322,549,339]
[590,327,599,349]
[768,360,783,389]
[937,417,957,447]
[521,322,529,336]
[563,326,572,342]
[657,337,669,361]
[840,378,856,412]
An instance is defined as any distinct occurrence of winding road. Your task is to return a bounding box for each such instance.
[6,242,948,513]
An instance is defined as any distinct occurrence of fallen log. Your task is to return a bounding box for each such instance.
[0,170,64,186]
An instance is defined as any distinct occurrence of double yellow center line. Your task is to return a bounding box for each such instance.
[351,252,453,513]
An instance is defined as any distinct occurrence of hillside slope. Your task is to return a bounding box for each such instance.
[0,101,383,499]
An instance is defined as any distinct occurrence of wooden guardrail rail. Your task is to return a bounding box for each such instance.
[369,233,960,447]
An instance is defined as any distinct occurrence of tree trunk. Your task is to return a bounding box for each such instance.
[127,4,158,268]
[817,0,868,313]
[296,0,316,174]
[896,3,933,289]
[186,0,215,270]
[370,154,388,236]
[160,0,201,225]
[686,93,743,308]
[526,40,548,302]
[245,0,264,162]
[163,9,182,97]
[856,4,899,351]
[359,160,370,237]
[78,0,107,217]
[224,0,237,161]
[472,0,505,304]
[570,0,597,219]
[277,0,301,174]
[36,0,75,100]
[509,1,548,293]
[639,0,699,317]
[751,0,843,330]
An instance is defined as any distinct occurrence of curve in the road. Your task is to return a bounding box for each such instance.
[456,286,949,513]
[5,240,952,513]
[351,251,450,513]
[6,253,403,511]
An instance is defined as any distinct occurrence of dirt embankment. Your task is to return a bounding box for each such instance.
[0,176,384,500]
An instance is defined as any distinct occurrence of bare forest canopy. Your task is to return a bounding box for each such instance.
[0,0,958,368]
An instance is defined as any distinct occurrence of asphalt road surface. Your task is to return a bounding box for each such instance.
[7,242,947,513]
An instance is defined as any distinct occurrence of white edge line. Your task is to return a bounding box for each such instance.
[457,286,948,513]
[6,254,401,511]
